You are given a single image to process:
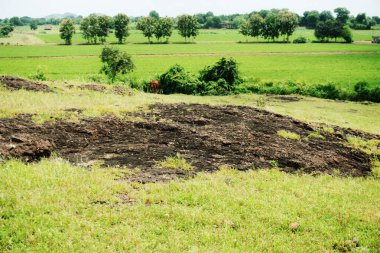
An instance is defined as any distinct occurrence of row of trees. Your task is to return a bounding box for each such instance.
[300,8,379,30]
[239,10,298,42]
[61,13,200,44]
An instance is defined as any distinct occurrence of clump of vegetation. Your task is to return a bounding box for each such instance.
[0,25,14,37]
[322,127,335,134]
[277,130,301,141]
[159,64,200,94]
[199,57,242,88]
[158,153,193,170]
[371,158,380,178]
[158,57,241,96]
[100,47,135,83]
[29,67,47,81]
[237,81,380,103]
[293,36,307,43]
[307,132,326,140]
[346,135,380,155]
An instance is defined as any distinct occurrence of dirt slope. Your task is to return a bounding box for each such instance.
[0,103,377,182]
[0,76,52,92]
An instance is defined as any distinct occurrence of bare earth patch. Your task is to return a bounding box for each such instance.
[0,76,52,92]
[0,103,378,182]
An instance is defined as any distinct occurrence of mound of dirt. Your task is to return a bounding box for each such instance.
[0,76,52,92]
[0,103,377,182]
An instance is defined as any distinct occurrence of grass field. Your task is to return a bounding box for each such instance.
[1,26,379,46]
[1,24,380,252]
[1,54,379,89]
[1,86,380,252]
[1,159,379,252]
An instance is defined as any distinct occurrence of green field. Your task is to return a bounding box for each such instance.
[1,26,379,46]
[1,87,380,252]
[1,54,379,89]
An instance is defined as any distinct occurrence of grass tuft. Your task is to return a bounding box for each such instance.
[158,153,193,171]
[277,130,301,141]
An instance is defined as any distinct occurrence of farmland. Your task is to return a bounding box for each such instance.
[1,17,380,253]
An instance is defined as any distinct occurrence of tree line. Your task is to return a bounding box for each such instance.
[59,12,201,44]
[2,8,380,30]
[239,10,298,42]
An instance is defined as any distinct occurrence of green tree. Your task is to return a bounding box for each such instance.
[113,13,130,44]
[59,19,75,45]
[97,15,111,43]
[177,15,199,42]
[154,17,174,42]
[0,25,14,37]
[30,20,38,30]
[248,14,264,40]
[149,10,160,20]
[100,47,135,83]
[334,7,350,24]
[9,17,22,26]
[239,20,251,41]
[136,16,157,43]
[80,14,99,44]
[262,13,280,41]
[319,11,334,22]
[277,11,298,42]
[341,25,353,43]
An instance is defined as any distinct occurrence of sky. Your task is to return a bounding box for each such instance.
[1,0,379,19]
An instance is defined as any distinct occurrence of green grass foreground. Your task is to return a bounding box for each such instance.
[0,159,379,252]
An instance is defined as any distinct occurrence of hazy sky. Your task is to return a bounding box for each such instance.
[1,0,379,18]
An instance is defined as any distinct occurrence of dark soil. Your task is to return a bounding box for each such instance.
[0,76,52,92]
[0,103,378,182]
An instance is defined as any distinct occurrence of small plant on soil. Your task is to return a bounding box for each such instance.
[29,67,47,81]
[307,131,325,140]
[322,127,335,134]
[346,135,380,155]
[277,130,301,141]
[158,153,193,171]
[371,158,380,178]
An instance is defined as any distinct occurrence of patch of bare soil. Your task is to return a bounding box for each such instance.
[78,84,106,92]
[0,103,377,182]
[0,76,52,92]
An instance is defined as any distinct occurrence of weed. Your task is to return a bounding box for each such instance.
[346,135,380,155]
[307,131,326,140]
[158,153,193,170]
[29,67,47,81]
[277,130,301,141]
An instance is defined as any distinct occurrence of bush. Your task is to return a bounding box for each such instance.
[159,64,200,94]
[352,81,380,102]
[306,83,341,99]
[199,57,242,88]
[29,68,47,81]
[199,79,230,96]
[293,36,307,43]
[100,47,135,83]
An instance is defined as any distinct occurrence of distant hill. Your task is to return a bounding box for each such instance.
[44,13,79,19]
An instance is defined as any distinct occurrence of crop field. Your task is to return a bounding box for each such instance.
[1,20,380,252]
[2,26,378,45]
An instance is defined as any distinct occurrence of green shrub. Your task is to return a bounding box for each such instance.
[100,47,135,83]
[199,57,242,88]
[293,36,307,43]
[306,83,341,99]
[29,68,47,81]
[159,64,200,94]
